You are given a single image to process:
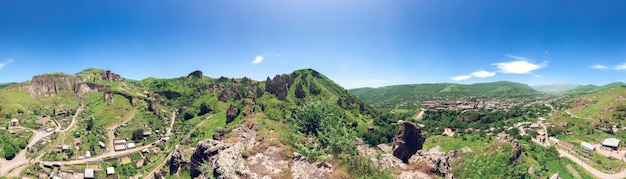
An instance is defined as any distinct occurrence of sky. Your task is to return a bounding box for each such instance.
[1,1,626,89]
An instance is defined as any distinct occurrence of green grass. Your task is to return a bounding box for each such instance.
[422,134,489,152]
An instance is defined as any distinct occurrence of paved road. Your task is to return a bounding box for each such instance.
[558,148,626,179]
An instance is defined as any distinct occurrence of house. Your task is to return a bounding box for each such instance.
[538,135,546,143]
[106,167,115,175]
[602,138,620,150]
[538,117,546,123]
[114,145,126,151]
[10,118,19,126]
[530,123,539,130]
[84,169,95,179]
[558,140,574,149]
[581,142,595,152]
[442,128,455,137]
[43,162,53,168]
[61,145,71,151]
[126,143,136,149]
[98,141,106,148]
[113,139,127,145]
[85,151,91,158]
[143,131,153,137]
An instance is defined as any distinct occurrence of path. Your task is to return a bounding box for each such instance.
[557,148,626,179]
[0,105,83,177]
[414,108,425,120]
[143,114,212,179]
[106,109,137,156]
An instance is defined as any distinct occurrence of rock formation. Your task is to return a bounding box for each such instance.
[493,134,522,163]
[101,70,122,82]
[26,74,74,96]
[392,121,426,163]
[189,139,253,179]
[213,127,224,141]
[150,101,161,117]
[291,152,332,179]
[170,145,188,175]
[188,70,203,78]
[408,146,455,179]
[226,104,239,124]
[265,75,293,100]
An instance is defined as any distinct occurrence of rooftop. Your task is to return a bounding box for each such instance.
[602,138,620,147]
[106,167,115,175]
[581,142,595,150]
[84,169,95,178]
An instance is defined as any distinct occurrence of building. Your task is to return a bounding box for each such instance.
[558,140,574,149]
[602,138,620,150]
[126,143,136,149]
[106,167,115,175]
[538,135,546,143]
[113,139,126,145]
[114,145,126,151]
[84,169,95,179]
[530,123,539,130]
[538,117,546,123]
[143,131,153,138]
[581,142,595,152]
[10,118,19,126]
[98,141,106,148]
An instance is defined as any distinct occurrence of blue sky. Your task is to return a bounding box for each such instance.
[1,1,626,88]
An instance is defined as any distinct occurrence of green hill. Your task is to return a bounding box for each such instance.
[566,82,626,94]
[349,81,537,109]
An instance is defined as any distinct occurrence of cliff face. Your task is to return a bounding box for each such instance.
[392,121,426,163]
[26,74,75,96]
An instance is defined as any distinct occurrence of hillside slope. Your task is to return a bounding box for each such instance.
[349,81,537,109]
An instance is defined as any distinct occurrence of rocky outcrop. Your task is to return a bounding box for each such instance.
[226,104,239,124]
[291,152,332,179]
[213,127,224,141]
[231,123,257,150]
[295,84,306,98]
[265,75,294,100]
[150,101,161,117]
[157,91,182,99]
[392,121,426,163]
[75,82,108,97]
[493,134,522,163]
[408,146,455,179]
[247,146,289,176]
[101,70,122,82]
[188,70,203,78]
[170,146,188,175]
[26,74,74,96]
[189,139,254,179]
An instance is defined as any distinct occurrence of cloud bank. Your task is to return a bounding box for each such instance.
[589,64,608,69]
[494,60,546,74]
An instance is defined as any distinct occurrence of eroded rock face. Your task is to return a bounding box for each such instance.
[392,121,426,163]
[170,146,188,175]
[26,74,74,96]
[265,75,293,100]
[213,127,224,141]
[150,102,161,117]
[226,104,239,124]
[188,70,203,78]
[247,146,289,176]
[408,146,455,179]
[493,134,522,163]
[291,152,332,179]
[101,70,122,82]
[189,139,254,179]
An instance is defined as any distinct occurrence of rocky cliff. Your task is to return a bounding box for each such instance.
[25,74,75,96]
[392,121,426,163]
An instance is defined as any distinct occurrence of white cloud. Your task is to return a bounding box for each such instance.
[615,64,626,70]
[252,55,264,64]
[533,74,542,78]
[494,60,546,74]
[451,75,472,81]
[589,64,608,70]
[471,70,496,78]
[506,54,531,61]
[0,59,14,70]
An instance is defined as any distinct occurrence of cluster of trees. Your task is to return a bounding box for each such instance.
[289,99,393,178]
[0,130,31,160]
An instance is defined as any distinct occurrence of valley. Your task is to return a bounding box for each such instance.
[0,68,625,179]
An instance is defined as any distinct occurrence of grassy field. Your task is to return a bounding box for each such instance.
[423,134,490,152]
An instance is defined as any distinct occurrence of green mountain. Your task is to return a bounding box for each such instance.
[349,81,537,109]
[566,82,626,94]
[531,83,579,93]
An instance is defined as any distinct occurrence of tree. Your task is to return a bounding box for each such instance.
[86,118,94,131]
[3,143,17,160]
[199,102,211,116]
[293,99,338,136]
[183,109,195,120]
[132,129,144,141]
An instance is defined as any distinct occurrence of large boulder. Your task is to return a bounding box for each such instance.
[408,146,455,179]
[493,134,522,163]
[226,104,240,124]
[101,70,122,81]
[188,70,203,78]
[392,121,426,163]
[170,145,188,175]
[291,152,332,179]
